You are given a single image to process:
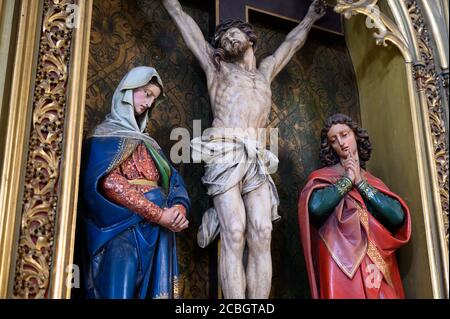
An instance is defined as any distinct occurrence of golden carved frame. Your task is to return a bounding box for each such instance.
[0,0,447,299]
[0,0,92,299]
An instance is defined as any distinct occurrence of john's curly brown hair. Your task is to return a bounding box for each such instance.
[211,19,257,69]
[319,114,372,169]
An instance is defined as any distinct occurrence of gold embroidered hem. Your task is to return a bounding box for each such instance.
[356,179,379,200]
[318,229,367,279]
[353,198,394,287]
[173,275,181,299]
[151,276,181,299]
[335,176,353,196]
[128,179,158,187]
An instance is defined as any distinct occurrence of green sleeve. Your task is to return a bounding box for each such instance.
[309,176,352,220]
[356,180,405,231]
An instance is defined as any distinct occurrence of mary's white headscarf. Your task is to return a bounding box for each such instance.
[92,66,165,149]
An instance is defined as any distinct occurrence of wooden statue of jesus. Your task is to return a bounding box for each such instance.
[162,0,326,299]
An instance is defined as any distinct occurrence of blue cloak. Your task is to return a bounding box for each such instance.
[81,136,190,299]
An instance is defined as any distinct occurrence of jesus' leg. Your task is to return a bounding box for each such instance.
[213,184,247,298]
[243,181,273,299]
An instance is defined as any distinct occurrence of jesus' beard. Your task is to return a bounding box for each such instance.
[223,41,250,62]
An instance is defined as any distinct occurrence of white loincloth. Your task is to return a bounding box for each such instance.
[191,130,281,248]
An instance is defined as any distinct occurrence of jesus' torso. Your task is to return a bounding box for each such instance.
[207,62,272,129]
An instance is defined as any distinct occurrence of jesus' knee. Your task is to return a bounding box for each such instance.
[221,224,246,254]
[246,222,272,253]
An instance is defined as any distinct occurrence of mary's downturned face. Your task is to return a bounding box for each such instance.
[133,82,161,116]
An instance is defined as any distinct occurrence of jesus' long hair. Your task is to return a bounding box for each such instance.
[211,19,257,69]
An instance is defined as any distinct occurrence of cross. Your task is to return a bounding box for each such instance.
[213,0,343,35]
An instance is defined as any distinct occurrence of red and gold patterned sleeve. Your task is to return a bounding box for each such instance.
[100,167,163,223]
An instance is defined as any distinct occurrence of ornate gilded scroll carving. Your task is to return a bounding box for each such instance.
[406,0,449,245]
[13,0,74,299]
[335,0,413,62]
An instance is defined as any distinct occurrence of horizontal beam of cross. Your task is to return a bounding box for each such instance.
[215,0,343,35]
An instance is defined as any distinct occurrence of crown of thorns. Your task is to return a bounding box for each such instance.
[211,19,257,49]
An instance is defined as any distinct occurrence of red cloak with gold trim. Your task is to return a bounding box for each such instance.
[298,167,411,299]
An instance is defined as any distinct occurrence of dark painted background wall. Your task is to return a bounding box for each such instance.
[79,0,359,298]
